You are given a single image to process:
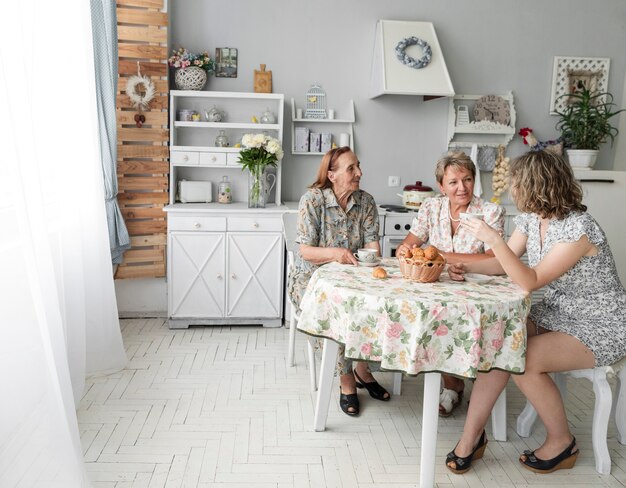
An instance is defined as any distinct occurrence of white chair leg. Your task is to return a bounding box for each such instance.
[616,367,626,445]
[591,369,612,475]
[392,372,402,396]
[307,337,317,391]
[491,388,507,442]
[313,339,339,432]
[287,308,297,367]
[516,400,538,438]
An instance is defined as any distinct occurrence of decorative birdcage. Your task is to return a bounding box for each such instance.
[304,84,327,119]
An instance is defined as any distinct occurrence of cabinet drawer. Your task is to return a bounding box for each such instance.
[199,152,226,166]
[171,151,199,165]
[226,153,243,166]
[169,216,227,232]
[228,217,282,232]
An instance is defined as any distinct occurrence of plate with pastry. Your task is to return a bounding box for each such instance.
[463,273,493,284]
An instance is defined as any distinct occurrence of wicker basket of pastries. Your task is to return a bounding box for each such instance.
[398,245,446,283]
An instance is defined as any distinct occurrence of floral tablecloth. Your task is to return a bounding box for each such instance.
[297,258,531,378]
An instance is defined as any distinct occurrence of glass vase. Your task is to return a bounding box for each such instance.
[248,166,267,208]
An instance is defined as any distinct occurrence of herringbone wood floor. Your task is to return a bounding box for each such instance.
[78,318,626,487]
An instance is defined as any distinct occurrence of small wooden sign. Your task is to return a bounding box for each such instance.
[254,64,272,93]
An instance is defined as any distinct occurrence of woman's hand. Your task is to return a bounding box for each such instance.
[460,218,503,248]
[336,248,359,265]
[396,243,414,258]
[448,263,466,281]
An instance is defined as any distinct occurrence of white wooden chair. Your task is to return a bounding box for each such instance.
[283,213,318,391]
[282,212,403,395]
[516,360,626,475]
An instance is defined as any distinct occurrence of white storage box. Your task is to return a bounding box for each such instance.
[178,180,213,203]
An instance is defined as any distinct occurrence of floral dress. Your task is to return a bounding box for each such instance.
[409,196,505,252]
[515,212,626,366]
[288,187,379,375]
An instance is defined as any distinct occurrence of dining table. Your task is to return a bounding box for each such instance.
[297,258,530,488]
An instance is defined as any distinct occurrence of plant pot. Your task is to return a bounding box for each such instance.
[174,67,207,91]
[566,149,599,169]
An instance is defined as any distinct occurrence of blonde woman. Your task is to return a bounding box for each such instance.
[445,150,626,474]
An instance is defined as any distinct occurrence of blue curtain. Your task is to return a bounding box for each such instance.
[90,0,131,264]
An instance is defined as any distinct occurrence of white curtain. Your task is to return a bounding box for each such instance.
[0,1,127,486]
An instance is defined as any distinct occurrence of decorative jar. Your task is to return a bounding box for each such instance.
[174,66,207,91]
[218,176,232,204]
[260,108,276,124]
[214,130,229,147]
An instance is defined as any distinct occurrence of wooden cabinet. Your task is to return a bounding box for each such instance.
[166,210,285,329]
[166,90,287,329]
[447,92,516,149]
[290,98,355,155]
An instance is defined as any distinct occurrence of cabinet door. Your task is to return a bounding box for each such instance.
[227,232,283,318]
[169,232,225,318]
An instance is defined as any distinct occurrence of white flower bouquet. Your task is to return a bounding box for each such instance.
[239,134,283,207]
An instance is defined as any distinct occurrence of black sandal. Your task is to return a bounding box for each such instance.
[445,430,488,474]
[339,387,360,416]
[519,437,579,474]
[354,369,391,401]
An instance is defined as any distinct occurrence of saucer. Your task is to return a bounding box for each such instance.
[463,273,493,283]
[358,259,381,267]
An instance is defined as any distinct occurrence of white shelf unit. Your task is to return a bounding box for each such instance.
[290,98,355,155]
[170,90,285,205]
[447,92,516,149]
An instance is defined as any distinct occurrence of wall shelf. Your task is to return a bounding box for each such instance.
[447,92,516,148]
[290,98,355,155]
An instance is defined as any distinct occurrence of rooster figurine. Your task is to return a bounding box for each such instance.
[518,127,564,155]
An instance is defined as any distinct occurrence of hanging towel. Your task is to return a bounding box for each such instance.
[470,144,482,197]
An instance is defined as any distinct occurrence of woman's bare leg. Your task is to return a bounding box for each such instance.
[512,330,594,459]
[452,369,510,457]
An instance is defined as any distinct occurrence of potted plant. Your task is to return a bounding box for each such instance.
[168,48,214,90]
[239,134,283,208]
[555,86,625,168]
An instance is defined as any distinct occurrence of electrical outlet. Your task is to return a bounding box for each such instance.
[388,176,401,187]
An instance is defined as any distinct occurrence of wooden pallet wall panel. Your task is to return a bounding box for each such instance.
[115,0,168,280]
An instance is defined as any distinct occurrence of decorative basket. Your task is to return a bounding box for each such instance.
[398,256,446,283]
[175,66,207,91]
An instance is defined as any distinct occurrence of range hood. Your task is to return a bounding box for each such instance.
[369,20,455,99]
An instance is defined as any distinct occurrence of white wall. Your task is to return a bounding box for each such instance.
[120,0,625,316]
[170,0,626,205]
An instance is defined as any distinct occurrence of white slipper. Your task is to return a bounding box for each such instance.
[439,388,463,417]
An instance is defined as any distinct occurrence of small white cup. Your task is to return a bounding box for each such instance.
[353,248,378,262]
[459,212,484,221]
[296,108,303,119]
[327,109,335,120]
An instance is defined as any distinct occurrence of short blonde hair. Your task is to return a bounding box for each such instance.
[434,151,476,184]
[509,150,586,219]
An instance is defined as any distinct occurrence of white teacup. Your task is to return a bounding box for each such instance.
[459,212,484,221]
[353,248,378,263]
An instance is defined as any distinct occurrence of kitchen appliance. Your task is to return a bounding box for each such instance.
[397,181,435,208]
[177,180,213,203]
[378,204,419,258]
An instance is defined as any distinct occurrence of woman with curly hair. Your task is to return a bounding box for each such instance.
[445,150,626,475]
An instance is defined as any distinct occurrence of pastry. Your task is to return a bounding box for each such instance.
[423,245,440,260]
[411,247,425,259]
[372,267,388,279]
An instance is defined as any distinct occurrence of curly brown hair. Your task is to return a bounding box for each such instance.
[509,150,586,219]
[434,151,476,184]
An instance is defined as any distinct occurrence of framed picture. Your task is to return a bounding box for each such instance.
[215,48,238,78]
[549,56,610,114]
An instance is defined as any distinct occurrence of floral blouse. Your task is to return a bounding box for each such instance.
[288,188,379,307]
[409,196,505,253]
